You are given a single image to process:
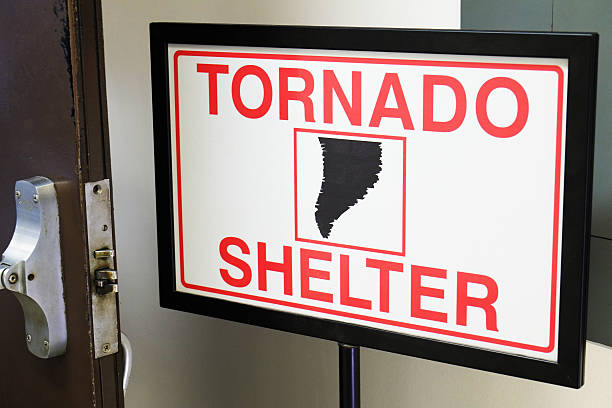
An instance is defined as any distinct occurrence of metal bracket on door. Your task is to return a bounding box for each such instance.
[85,179,120,358]
[0,177,67,358]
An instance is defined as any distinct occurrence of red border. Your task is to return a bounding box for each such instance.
[293,128,406,256]
[172,50,564,353]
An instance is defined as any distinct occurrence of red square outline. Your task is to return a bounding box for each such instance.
[293,128,406,256]
[172,49,564,355]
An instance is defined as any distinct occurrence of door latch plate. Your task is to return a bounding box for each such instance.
[85,179,119,358]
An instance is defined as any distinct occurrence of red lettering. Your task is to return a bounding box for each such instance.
[300,248,333,303]
[411,265,447,323]
[366,258,403,313]
[231,65,273,119]
[257,242,292,295]
[423,75,466,132]
[340,254,371,309]
[279,68,315,122]
[219,237,251,288]
[476,77,529,138]
[196,64,229,115]
[369,73,414,130]
[456,272,499,331]
[324,70,361,126]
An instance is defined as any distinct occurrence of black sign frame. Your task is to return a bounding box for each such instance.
[150,23,598,388]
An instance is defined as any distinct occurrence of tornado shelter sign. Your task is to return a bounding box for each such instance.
[172,47,563,357]
[152,25,597,387]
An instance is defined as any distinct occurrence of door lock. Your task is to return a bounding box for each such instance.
[95,269,118,295]
[0,177,67,358]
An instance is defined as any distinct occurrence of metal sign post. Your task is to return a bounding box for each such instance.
[339,344,360,408]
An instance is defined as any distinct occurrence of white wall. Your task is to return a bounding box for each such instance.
[101,0,612,406]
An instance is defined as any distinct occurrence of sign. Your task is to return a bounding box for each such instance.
[151,24,598,387]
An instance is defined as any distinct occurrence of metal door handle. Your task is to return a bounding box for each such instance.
[121,332,133,394]
[0,177,67,358]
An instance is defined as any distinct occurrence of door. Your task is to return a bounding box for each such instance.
[0,0,124,406]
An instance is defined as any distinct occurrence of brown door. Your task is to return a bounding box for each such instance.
[0,0,124,407]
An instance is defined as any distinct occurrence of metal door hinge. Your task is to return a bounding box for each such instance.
[0,177,67,358]
[85,179,120,358]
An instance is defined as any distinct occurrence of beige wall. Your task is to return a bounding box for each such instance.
[101,0,612,406]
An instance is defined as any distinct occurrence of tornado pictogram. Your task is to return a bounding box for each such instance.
[315,137,383,238]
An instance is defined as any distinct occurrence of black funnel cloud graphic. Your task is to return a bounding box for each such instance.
[315,137,382,238]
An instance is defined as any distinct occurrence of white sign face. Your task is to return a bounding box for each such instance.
[168,44,568,361]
